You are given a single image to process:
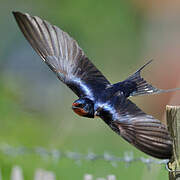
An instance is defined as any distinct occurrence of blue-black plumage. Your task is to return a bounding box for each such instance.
[13,11,179,159]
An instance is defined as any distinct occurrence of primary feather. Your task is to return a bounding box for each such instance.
[97,92,172,159]
[13,11,110,99]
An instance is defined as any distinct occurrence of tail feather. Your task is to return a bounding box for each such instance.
[126,59,180,96]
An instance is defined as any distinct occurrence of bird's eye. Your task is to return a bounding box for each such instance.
[77,104,83,108]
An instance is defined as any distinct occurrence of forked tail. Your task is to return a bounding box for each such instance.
[115,59,180,97]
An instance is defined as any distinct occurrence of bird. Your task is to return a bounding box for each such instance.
[13,11,180,159]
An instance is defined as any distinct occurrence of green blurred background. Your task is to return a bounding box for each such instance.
[1,0,180,179]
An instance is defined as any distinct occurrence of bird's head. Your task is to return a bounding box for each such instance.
[72,98,94,118]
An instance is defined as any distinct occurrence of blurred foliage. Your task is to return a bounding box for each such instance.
[0,0,169,179]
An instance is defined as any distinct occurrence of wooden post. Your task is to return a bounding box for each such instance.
[166,105,180,179]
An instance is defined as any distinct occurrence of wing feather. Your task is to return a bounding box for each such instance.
[13,11,110,99]
[98,92,172,159]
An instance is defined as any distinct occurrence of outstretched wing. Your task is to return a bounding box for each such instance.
[97,92,172,159]
[13,12,110,99]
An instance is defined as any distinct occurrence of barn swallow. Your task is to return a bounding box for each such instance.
[13,12,180,159]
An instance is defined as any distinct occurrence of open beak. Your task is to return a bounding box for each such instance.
[72,103,80,110]
[72,105,78,110]
[72,102,79,106]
